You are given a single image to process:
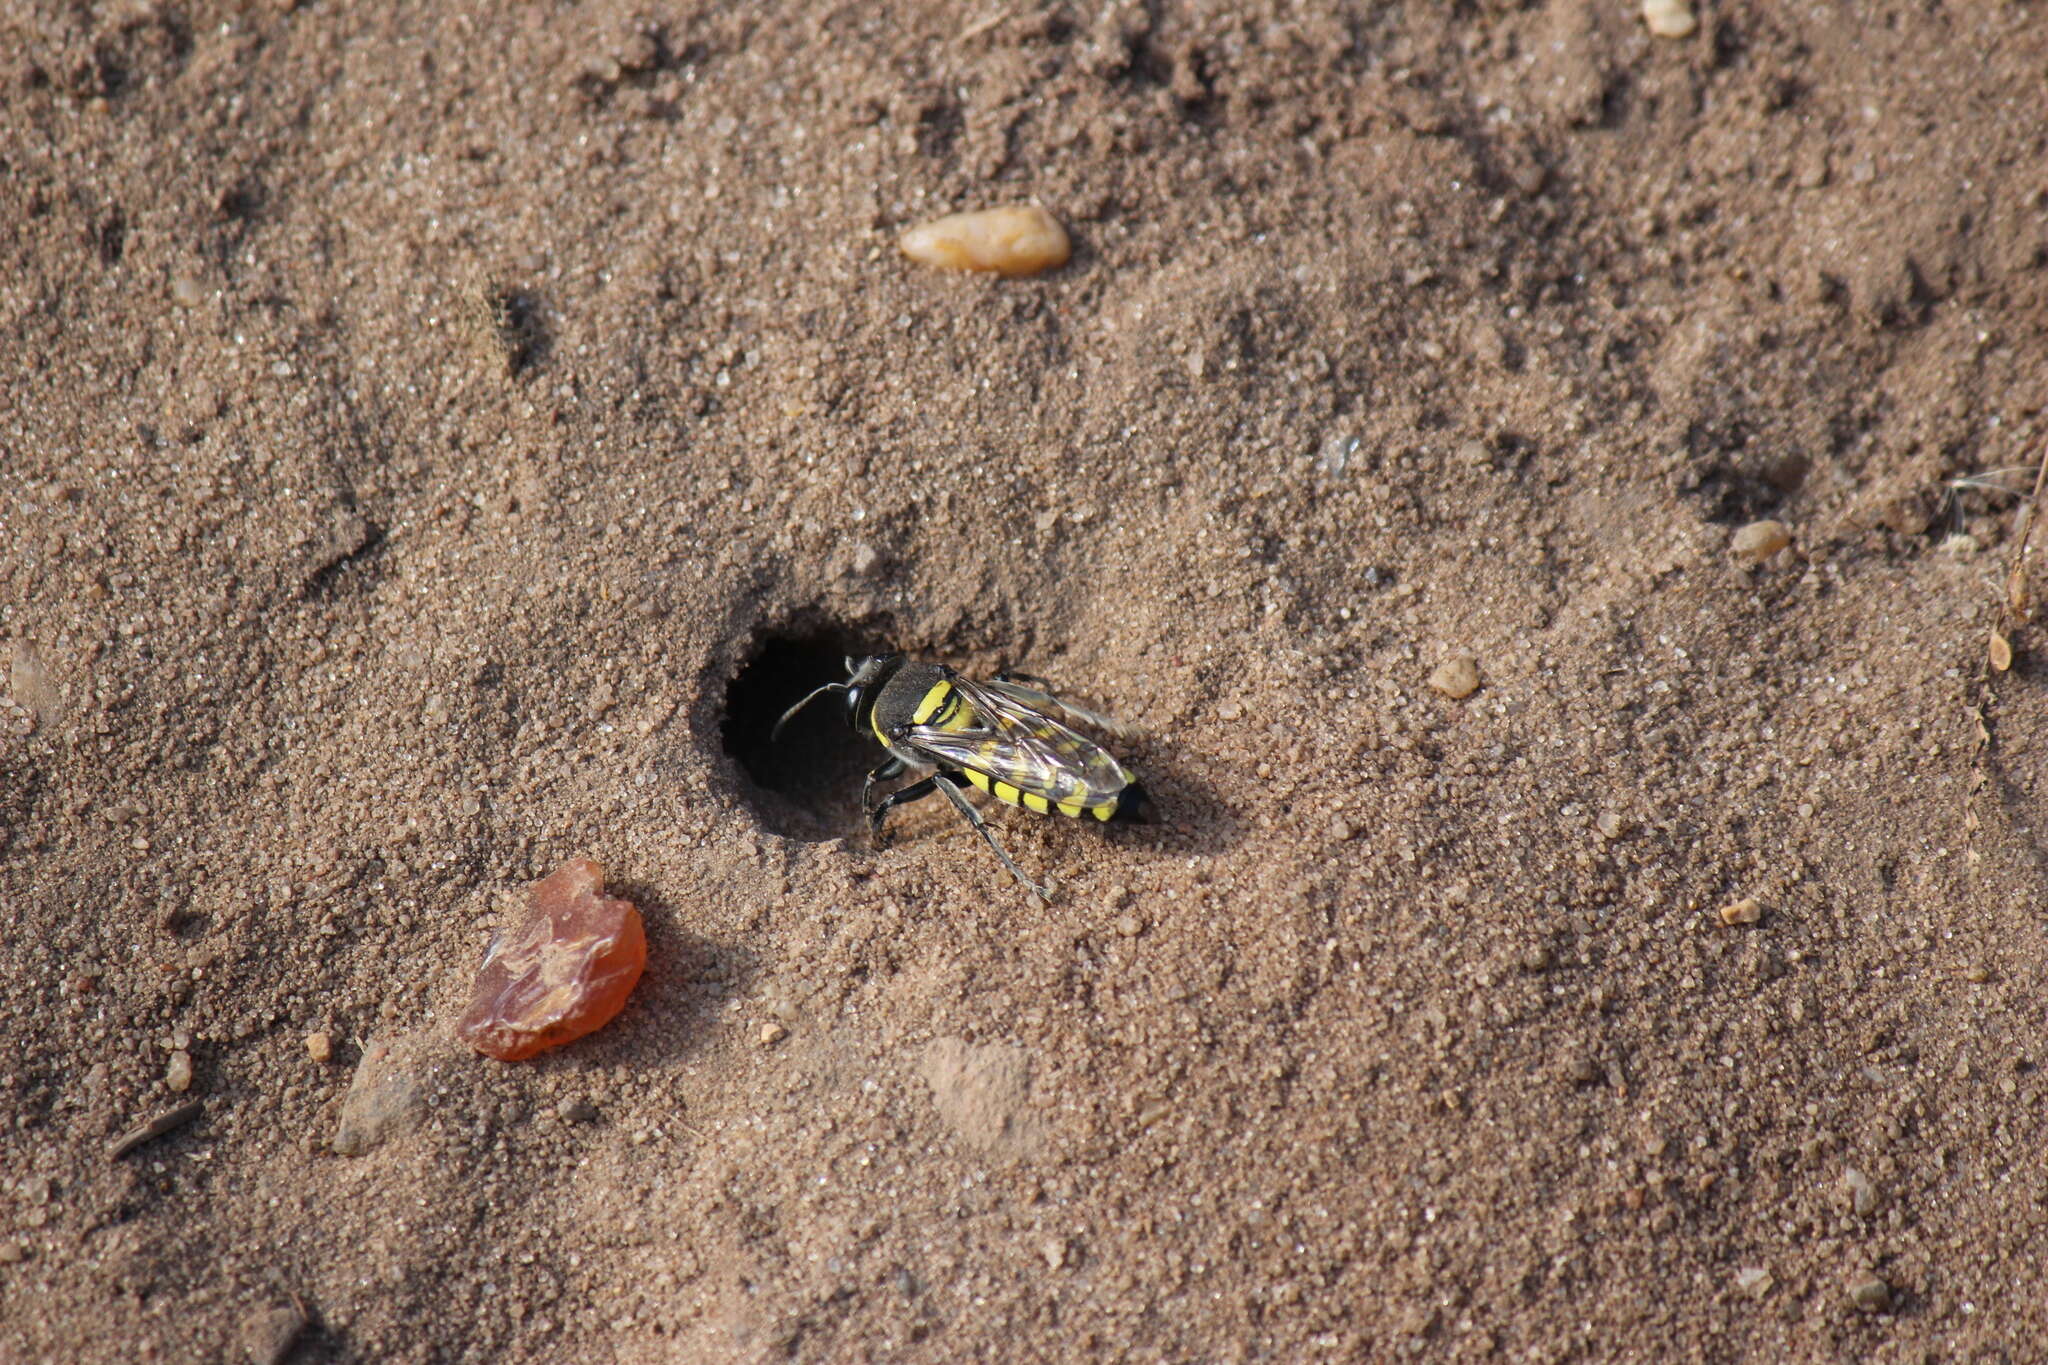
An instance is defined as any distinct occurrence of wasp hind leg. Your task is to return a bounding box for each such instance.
[934,771,1055,903]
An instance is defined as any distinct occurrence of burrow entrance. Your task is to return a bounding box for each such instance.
[721,627,891,841]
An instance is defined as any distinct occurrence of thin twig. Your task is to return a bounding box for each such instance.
[107,1099,203,1159]
[956,8,1011,44]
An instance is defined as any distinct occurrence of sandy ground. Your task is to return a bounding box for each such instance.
[5,1,2048,1360]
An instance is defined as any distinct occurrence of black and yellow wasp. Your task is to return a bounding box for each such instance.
[773,654,1149,900]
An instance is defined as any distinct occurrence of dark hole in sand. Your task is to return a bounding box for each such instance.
[722,630,888,842]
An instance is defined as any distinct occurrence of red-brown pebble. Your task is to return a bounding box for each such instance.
[457,859,647,1061]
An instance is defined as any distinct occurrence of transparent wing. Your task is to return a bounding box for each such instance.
[903,676,1134,809]
[982,677,1141,742]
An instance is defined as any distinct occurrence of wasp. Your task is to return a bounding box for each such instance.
[772,654,1149,900]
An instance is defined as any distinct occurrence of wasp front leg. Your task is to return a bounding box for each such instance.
[860,755,908,826]
[867,772,944,848]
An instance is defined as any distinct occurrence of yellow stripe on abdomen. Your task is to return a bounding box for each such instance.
[960,768,1121,819]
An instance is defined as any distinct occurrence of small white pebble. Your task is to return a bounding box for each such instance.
[165,1050,193,1092]
[759,1022,788,1047]
[1642,0,1698,39]
[899,205,1070,277]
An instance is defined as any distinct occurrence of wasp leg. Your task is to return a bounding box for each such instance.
[867,774,938,848]
[860,756,909,825]
[934,771,1054,902]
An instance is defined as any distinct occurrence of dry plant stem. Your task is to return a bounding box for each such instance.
[2002,436,2048,624]
[1968,434,2048,886]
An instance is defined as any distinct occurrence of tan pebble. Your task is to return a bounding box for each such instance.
[1114,913,1144,938]
[1329,816,1354,842]
[899,205,1070,277]
[1642,0,1698,39]
[759,1022,788,1047]
[1849,1274,1890,1314]
[1963,964,1990,984]
[1843,1166,1878,1217]
[1428,658,1480,699]
[1730,519,1792,562]
[1989,631,2013,672]
[1719,898,1762,926]
[170,272,204,308]
[1596,810,1625,840]
[1733,1266,1772,1297]
[305,1032,333,1063]
[165,1050,193,1092]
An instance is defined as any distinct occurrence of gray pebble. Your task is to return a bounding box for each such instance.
[239,1303,307,1365]
[332,1033,442,1156]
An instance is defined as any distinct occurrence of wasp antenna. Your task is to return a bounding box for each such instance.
[770,682,847,743]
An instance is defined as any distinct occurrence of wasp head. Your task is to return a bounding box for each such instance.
[840,653,902,732]
[773,652,904,742]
